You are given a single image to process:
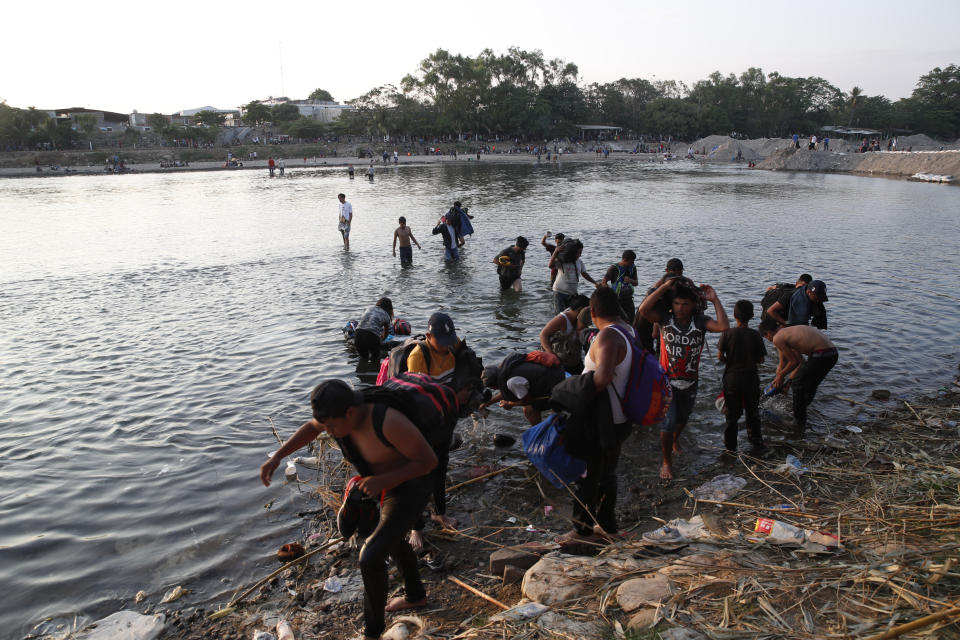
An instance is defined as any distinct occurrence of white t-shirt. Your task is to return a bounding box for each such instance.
[552,258,584,294]
[339,201,353,224]
[505,376,530,400]
[583,324,634,424]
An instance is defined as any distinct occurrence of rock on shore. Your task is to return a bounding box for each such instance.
[756,146,960,178]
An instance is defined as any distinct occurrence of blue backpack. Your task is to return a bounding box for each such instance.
[608,325,672,426]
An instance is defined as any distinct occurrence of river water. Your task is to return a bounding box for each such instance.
[1,160,958,637]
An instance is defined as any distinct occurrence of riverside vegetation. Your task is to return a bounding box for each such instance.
[1,49,958,153]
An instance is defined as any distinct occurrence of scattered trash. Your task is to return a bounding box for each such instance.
[160,584,188,604]
[382,615,424,640]
[276,619,295,640]
[844,425,863,433]
[322,577,342,593]
[134,590,147,604]
[693,474,747,501]
[643,515,716,544]
[525,524,537,533]
[753,518,840,549]
[824,435,847,449]
[491,602,550,622]
[779,454,808,476]
[277,543,305,563]
[284,461,297,481]
[505,516,517,524]
[253,631,276,640]
[294,456,322,469]
[543,505,554,516]
[754,518,805,545]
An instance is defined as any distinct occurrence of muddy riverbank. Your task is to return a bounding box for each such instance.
[56,375,958,640]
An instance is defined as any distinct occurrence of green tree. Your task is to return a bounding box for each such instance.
[146,113,169,133]
[908,64,960,138]
[242,101,272,126]
[271,103,300,122]
[284,117,326,138]
[194,110,226,126]
[72,113,98,137]
[308,88,335,102]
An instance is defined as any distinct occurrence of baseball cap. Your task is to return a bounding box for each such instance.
[427,312,458,347]
[310,379,363,421]
[808,280,828,301]
[666,258,684,273]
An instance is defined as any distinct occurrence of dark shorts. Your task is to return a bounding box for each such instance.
[399,245,413,265]
[354,328,381,360]
[499,274,519,290]
[661,381,698,433]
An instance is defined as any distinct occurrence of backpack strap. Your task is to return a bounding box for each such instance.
[371,402,396,450]
[605,324,641,405]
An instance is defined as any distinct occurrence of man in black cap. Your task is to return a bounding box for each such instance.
[260,379,437,640]
[783,279,828,328]
[406,312,460,382]
[493,236,529,292]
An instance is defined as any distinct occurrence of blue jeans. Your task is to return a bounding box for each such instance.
[444,246,460,260]
[553,291,571,314]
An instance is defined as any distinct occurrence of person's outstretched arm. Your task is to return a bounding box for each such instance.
[260,419,321,486]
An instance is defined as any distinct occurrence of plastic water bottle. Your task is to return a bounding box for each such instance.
[763,383,781,397]
[754,518,805,544]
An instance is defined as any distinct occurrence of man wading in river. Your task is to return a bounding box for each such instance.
[260,380,437,640]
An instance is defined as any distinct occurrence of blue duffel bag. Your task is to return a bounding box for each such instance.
[521,414,586,489]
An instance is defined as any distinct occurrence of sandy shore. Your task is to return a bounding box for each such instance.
[4,136,958,180]
[0,152,648,178]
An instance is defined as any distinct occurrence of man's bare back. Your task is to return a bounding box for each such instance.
[774,325,835,355]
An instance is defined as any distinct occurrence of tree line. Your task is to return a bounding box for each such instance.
[330,49,959,141]
[2,49,958,150]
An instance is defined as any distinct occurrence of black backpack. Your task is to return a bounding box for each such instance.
[383,337,430,379]
[760,283,795,320]
[346,373,459,472]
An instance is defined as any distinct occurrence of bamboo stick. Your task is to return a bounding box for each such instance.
[448,576,510,610]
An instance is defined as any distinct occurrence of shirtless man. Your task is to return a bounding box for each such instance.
[260,380,437,640]
[392,216,421,266]
[758,319,838,438]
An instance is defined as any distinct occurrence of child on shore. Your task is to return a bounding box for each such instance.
[717,300,766,454]
[392,217,421,266]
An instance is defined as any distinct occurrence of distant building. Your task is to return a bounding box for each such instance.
[290,100,355,123]
[241,97,355,125]
[52,107,129,131]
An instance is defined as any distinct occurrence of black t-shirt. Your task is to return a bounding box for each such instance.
[718,326,766,374]
[496,246,525,278]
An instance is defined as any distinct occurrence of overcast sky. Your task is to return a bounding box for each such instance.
[3,0,957,115]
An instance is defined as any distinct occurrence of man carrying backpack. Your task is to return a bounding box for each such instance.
[763,274,828,329]
[555,287,637,545]
[259,379,438,640]
[406,312,459,383]
[479,352,566,425]
[638,277,729,481]
[600,250,639,321]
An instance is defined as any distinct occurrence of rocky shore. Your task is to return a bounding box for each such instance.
[53,372,960,640]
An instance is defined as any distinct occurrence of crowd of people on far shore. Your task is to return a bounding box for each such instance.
[260,192,836,640]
